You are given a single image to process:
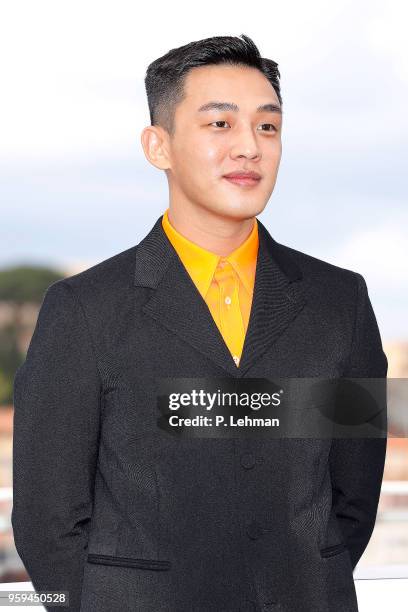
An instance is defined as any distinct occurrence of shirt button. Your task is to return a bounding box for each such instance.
[225,296,232,305]
[233,355,240,365]
[246,520,263,540]
[241,453,256,469]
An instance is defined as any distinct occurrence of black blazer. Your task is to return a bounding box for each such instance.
[12,215,388,612]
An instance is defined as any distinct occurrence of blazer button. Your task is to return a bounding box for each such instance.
[241,453,256,469]
[246,520,263,540]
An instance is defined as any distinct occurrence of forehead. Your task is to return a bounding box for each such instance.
[181,64,280,109]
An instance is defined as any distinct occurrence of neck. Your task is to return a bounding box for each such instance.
[166,202,256,257]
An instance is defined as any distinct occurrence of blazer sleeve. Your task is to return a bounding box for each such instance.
[12,280,102,611]
[329,272,388,572]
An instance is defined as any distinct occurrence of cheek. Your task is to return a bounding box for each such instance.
[187,143,225,180]
[203,145,221,161]
[189,130,225,161]
[272,138,282,158]
[178,133,220,163]
[263,145,281,169]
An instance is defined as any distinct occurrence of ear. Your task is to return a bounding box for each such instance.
[140,125,171,170]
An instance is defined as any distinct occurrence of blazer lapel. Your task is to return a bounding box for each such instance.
[237,218,307,376]
[134,215,307,378]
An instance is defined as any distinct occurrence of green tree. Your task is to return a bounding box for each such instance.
[0,266,63,303]
[0,265,65,406]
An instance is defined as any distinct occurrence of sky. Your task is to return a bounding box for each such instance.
[1,0,407,340]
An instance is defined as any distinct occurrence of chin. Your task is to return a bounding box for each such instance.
[214,202,265,220]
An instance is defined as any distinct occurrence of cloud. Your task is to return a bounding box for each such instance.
[332,221,408,288]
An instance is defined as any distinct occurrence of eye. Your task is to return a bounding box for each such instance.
[209,121,230,128]
[209,121,278,132]
[259,124,277,132]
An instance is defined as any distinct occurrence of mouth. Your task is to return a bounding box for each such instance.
[222,175,262,187]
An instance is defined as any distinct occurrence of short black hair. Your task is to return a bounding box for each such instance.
[144,34,282,137]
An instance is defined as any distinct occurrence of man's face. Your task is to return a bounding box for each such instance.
[164,63,282,220]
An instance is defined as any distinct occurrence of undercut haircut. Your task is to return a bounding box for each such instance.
[144,34,282,137]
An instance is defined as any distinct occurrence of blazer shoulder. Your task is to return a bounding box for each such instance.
[59,244,139,296]
[274,239,362,284]
[272,239,368,311]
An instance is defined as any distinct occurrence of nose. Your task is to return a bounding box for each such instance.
[229,126,261,160]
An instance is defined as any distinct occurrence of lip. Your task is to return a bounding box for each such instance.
[223,171,262,186]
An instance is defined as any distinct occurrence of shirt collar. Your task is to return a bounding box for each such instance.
[161,208,259,299]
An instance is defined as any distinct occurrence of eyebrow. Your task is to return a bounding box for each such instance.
[197,101,282,114]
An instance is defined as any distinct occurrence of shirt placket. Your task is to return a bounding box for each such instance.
[213,259,245,366]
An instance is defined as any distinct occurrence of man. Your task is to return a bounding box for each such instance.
[12,34,387,612]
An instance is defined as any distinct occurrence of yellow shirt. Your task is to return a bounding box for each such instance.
[161,208,259,367]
